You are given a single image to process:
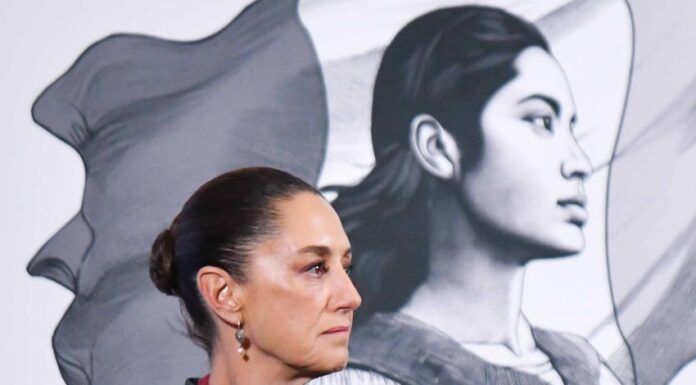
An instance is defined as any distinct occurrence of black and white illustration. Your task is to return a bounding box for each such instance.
[3,0,695,384]
[314,4,625,385]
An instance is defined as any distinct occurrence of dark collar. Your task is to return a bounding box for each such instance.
[184,375,209,385]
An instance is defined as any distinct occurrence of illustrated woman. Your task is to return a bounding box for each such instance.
[150,167,361,385]
[315,5,621,385]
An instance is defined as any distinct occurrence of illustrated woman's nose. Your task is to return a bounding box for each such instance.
[561,141,592,180]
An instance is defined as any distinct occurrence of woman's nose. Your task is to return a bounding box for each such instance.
[330,267,362,312]
[561,140,592,180]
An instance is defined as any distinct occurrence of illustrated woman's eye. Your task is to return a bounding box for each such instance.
[525,115,554,133]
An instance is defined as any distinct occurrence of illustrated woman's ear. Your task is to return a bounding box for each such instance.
[409,114,460,180]
[196,266,244,325]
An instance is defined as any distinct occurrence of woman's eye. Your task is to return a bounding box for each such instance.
[525,115,554,132]
[344,264,353,276]
[306,262,328,277]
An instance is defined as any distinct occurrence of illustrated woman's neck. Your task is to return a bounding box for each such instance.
[208,330,312,385]
[400,184,529,354]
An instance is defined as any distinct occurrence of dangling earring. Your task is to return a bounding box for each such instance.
[235,320,246,355]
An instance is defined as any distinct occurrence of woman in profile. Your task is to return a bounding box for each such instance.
[149,167,361,385]
[317,5,620,385]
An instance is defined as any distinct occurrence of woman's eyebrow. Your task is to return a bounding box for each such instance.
[295,245,352,259]
[518,94,561,117]
[296,245,332,256]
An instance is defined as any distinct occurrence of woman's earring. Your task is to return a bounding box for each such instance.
[235,320,246,355]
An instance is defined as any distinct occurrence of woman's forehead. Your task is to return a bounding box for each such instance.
[272,193,350,250]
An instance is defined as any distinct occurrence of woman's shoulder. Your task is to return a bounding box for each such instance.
[311,367,402,385]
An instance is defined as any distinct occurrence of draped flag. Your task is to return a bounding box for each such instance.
[28,1,327,384]
[605,1,696,384]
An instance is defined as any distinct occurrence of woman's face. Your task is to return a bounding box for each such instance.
[241,192,361,374]
[457,46,592,258]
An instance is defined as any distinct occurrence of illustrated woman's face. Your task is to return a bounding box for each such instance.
[241,192,361,374]
[458,46,592,258]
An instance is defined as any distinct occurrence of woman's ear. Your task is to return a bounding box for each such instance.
[409,114,461,180]
[196,266,244,326]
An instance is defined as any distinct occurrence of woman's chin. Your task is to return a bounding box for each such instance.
[292,344,349,374]
[311,350,349,374]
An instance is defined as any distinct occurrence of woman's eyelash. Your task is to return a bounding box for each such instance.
[306,261,328,276]
[304,261,353,277]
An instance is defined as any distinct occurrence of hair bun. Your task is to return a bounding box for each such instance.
[149,228,179,296]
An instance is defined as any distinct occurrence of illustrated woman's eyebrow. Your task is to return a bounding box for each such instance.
[518,94,560,117]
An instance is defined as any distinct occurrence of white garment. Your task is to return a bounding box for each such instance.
[312,368,400,385]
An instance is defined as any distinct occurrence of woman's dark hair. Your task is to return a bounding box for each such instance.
[332,6,550,318]
[149,167,319,353]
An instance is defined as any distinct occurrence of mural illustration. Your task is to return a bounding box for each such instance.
[317,5,618,385]
[9,0,695,384]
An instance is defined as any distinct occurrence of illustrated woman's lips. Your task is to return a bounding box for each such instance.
[557,197,588,226]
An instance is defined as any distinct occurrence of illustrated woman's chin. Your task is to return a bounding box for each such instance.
[538,224,586,258]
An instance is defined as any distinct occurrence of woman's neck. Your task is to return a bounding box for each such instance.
[208,336,312,385]
[400,185,529,354]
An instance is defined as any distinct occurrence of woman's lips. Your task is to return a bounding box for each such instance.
[322,326,350,335]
